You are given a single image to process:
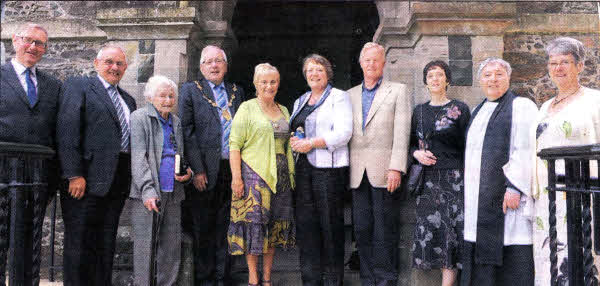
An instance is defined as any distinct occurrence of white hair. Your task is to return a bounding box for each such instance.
[477,57,512,79]
[14,23,49,45]
[143,75,178,101]
[200,45,228,64]
[359,42,385,62]
[96,45,127,63]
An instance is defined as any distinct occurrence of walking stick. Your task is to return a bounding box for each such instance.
[149,200,162,286]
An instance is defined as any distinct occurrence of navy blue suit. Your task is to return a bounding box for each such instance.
[178,77,244,286]
[56,76,136,286]
[0,62,61,286]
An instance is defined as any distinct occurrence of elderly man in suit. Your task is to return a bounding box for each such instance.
[179,45,244,286]
[348,42,411,286]
[0,22,62,285]
[56,45,136,286]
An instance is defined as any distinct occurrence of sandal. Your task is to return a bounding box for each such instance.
[262,280,272,286]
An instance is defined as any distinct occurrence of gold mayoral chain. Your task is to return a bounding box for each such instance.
[195,81,237,121]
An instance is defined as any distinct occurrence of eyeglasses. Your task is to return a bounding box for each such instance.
[18,36,47,49]
[202,58,226,65]
[100,59,126,67]
[548,60,575,69]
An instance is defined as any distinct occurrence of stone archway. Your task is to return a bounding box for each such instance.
[227,1,379,109]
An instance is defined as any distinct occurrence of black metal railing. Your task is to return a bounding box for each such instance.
[538,144,600,286]
[0,142,55,286]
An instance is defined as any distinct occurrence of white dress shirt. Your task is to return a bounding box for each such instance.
[97,75,131,125]
[11,59,38,93]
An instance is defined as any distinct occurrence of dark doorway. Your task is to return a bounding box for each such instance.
[229,1,379,110]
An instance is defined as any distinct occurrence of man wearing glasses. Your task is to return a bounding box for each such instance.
[0,23,62,285]
[179,45,244,286]
[56,45,136,285]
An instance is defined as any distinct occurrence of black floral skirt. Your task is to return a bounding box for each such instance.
[412,168,464,270]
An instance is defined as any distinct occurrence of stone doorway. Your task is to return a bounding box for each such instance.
[228,1,379,110]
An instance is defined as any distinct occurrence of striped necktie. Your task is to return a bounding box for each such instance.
[108,85,130,152]
[215,86,231,158]
[25,68,37,107]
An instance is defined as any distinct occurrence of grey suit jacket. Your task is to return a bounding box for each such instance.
[347,80,412,189]
[129,104,185,203]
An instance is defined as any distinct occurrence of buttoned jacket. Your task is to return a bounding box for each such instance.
[129,104,186,203]
[347,80,412,189]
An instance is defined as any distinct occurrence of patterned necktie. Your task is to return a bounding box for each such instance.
[216,86,231,157]
[25,68,37,106]
[108,85,130,151]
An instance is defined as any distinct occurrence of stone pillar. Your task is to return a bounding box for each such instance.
[96,6,196,105]
[187,1,238,81]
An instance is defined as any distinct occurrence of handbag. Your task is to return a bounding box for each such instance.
[404,105,425,197]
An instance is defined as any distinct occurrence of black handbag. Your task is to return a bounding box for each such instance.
[404,105,425,197]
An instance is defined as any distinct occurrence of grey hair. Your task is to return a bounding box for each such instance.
[253,63,280,85]
[14,23,49,44]
[143,75,178,101]
[477,57,512,79]
[96,45,127,63]
[545,37,586,64]
[359,42,385,62]
[200,45,228,64]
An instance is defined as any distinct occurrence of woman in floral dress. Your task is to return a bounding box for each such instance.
[410,60,470,286]
[227,63,296,286]
[533,37,600,286]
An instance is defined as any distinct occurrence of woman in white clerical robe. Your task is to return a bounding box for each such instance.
[460,57,538,286]
[533,37,600,286]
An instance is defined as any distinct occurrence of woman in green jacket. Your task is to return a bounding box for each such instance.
[227,63,296,286]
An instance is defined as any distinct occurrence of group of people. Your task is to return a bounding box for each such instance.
[1,21,599,286]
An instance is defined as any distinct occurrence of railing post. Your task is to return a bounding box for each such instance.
[49,194,57,282]
[547,159,558,286]
[0,142,56,286]
[8,157,25,286]
[539,144,600,285]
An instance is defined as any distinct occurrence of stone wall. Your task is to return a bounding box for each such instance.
[506,34,600,105]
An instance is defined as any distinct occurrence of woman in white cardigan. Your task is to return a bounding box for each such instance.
[289,54,352,286]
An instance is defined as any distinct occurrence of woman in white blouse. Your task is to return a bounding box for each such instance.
[533,37,600,286]
[289,54,352,286]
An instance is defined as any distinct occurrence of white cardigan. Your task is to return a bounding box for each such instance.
[290,86,353,168]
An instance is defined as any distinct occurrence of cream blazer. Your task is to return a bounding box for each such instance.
[347,80,412,189]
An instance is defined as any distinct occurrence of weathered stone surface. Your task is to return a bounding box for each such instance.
[1,38,103,80]
[503,51,547,83]
[506,34,600,105]
[516,1,597,14]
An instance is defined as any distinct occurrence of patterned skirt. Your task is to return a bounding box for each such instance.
[228,154,295,255]
[412,168,464,270]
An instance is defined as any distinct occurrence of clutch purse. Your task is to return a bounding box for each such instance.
[405,163,424,197]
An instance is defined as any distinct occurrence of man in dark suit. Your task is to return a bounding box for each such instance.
[56,46,136,285]
[179,45,244,286]
[0,23,62,286]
